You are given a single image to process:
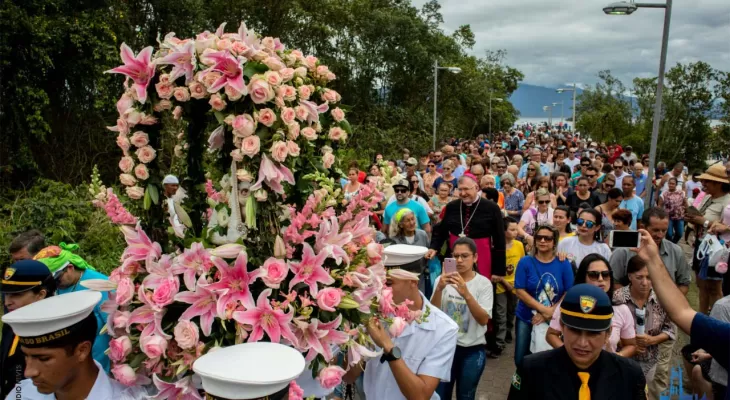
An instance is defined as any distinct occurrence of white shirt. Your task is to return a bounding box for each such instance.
[661,171,685,192]
[612,172,630,189]
[557,236,612,269]
[363,294,458,400]
[8,361,148,400]
[564,157,581,172]
[433,274,493,347]
[685,179,702,198]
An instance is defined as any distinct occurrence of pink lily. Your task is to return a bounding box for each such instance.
[200,50,247,94]
[250,154,295,194]
[106,43,156,103]
[175,276,218,337]
[295,315,349,362]
[207,252,255,317]
[288,243,333,296]
[300,100,329,124]
[209,243,245,258]
[232,289,297,344]
[156,41,196,84]
[150,373,202,400]
[314,215,352,265]
[170,242,212,291]
[120,224,162,264]
[347,339,382,366]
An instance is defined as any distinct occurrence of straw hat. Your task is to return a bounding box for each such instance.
[697,164,729,184]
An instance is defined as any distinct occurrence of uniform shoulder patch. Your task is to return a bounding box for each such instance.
[3,268,15,280]
[511,372,521,390]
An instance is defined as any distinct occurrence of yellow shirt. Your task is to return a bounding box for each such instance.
[498,240,525,294]
[559,232,576,242]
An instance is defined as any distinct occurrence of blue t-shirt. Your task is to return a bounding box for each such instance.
[58,269,111,373]
[383,200,430,229]
[633,173,647,197]
[514,256,574,323]
[619,196,645,230]
[690,313,730,392]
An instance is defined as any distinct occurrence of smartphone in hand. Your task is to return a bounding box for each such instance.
[443,258,457,274]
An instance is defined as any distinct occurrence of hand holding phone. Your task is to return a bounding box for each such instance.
[443,258,457,275]
[609,230,641,248]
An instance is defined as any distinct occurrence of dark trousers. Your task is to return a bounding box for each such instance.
[436,345,487,400]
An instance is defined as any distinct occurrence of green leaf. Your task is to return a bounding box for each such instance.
[242,61,269,79]
[129,352,146,369]
[214,112,225,124]
[143,188,151,210]
[340,120,353,135]
[148,184,159,205]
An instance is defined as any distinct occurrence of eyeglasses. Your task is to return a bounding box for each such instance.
[586,174,596,178]
[453,253,473,260]
[576,218,597,229]
[497,165,506,169]
[535,235,554,242]
[394,188,409,194]
[581,164,590,167]
[586,271,611,280]
[528,168,536,172]
[428,164,435,167]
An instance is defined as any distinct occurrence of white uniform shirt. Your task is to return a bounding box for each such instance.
[363,294,458,400]
[8,361,148,400]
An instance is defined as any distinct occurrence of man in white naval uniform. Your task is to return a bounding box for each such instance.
[2,291,148,400]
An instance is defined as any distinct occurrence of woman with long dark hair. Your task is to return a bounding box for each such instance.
[545,254,637,357]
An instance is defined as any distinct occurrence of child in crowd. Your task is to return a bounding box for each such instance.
[491,217,524,358]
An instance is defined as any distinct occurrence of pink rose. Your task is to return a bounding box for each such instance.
[189,81,207,99]
[111,364,137,386]
[287,123,300,140]
[134,164,150,181]
[119,173,137,187]
[130,131,149,147]
[286,141,300,157]
[264,71,282,86]
[269,141,288,162]
[173,106,183,120]
[136,145,157,163]
[261,37,276,50]
[155,83,174,99]
[297,85,312,100]
[257,108,277,127]
[289,381,304,400]
[279,85,297,102]
[112,310,131,330]
[118,156,134,173]
[153,99,173,112]
[388,317,408,337]
[322,89,341,103]
[216,38,232,51]
[255,257,289,288]
[248,77,274,104]
[140,333,168,359]
[294,66,308,78]
[280,107,296,125]
[316,65,330,78]
[173,320,199,350]
[232,114,256,137]
[331,107,345,122]
[328,127,347,142]
[116,134,131,152]
[295,106,309,122]
[152,277,179,308]
[366,242,383,261]
[116,277,135,305]
[241,136,261,158]
[253,189,268,202]
[316,288,343,312]
[280,68,295,82]
[301,127,318,141]
[125,110,142,126]
[209,94,227,111]
[317,366,346,390]
[322,152,335,169]
[225,85,243,101]
[109,336,132,362]
[231,41,250,55]
[304,55,318,70]
[159,74,171,84]
[230,149,244,161]
[202,71,222,88]
[117,94,135,115]
[173,87,191,102]
[126,186,144,200]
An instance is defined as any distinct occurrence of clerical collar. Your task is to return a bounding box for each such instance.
[463,197,479,206]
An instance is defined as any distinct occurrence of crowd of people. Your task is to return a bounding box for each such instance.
[2,124,730,400]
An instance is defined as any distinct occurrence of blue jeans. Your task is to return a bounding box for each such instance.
[667,219,684,243]
[514,318,533,367]
[436,345,487,400]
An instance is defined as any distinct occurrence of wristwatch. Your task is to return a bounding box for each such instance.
[380,346,402,364]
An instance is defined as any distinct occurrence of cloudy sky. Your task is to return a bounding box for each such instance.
[412,0,730,89]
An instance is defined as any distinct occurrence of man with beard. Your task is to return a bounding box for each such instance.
[383,179,431,235]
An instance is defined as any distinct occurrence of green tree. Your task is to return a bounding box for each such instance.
[575,70,633,143]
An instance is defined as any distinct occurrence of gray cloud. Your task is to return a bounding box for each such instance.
[412,0,730,88]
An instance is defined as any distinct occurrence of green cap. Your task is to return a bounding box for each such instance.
[33,243,96,274]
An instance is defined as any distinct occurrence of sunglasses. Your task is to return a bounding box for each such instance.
[528,168,536,172]
[428,164,435,167]
[586,174,596,178]
[394,188,409,194]
[581,164,590,167]
[576,218,597,229]
[537,200,551,205]
[535,235,554,242]
[586,271,611,280]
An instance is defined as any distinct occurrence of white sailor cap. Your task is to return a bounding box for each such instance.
[162,175,179,185]
[193,342,305,399]
[2,291,101,347]
[383,244,428,267]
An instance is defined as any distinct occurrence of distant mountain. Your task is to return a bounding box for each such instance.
[510,83,583,119]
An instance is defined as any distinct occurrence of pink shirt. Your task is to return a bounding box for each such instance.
[550,300,636,353]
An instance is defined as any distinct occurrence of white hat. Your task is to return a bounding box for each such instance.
[193,342,305,399]
[2,291,101,347]
[383,244,428,267]
[162,175,179,185]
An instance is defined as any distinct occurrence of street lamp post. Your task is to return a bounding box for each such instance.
[556,84,578,130]
[490,96,503,134]
[552,102,564,125]
[543,105,553,127]
[432,60,462,150]
[604,0,672,207]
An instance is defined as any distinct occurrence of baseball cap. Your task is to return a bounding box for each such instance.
[393,178,410,189]
[560,284,613,332]
[406,157,418,166]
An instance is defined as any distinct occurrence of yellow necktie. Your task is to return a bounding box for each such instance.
[578,372,591,400]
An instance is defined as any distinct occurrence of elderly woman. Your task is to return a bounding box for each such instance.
[518,188,554,247]
[480,175,504,209]
[433,160,458,194]
[523,176,557,212]
[613,256,674,387]
[428,182,453,225]
[500,173,524,219]
[423,160,442,196]
[390,208,430,293]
